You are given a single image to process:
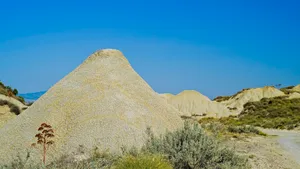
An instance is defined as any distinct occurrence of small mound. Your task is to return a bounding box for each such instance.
[162,90,230,118]
[220,86,285,114]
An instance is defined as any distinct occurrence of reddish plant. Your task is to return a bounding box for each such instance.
[31,123,55,165]
[7,90,14,97]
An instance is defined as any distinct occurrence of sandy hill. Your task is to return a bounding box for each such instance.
[159,93,175,100]
[0,94,28,128]
[161,90,231,118]
[280,85,300,95]
[0,82,28,128]
[288,92,300,99]
[292,85,300,92]
[0,49,183,165]
[220,86,285,114]
[0,82,26,103]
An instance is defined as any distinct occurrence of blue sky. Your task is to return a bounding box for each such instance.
[0,0,299,98]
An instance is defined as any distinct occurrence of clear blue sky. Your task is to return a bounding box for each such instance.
[0,0,299,99]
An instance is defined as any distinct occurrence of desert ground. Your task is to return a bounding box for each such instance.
[228,129,300,169]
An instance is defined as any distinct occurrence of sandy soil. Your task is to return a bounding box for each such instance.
[0,105,16,128]
[262,129,300,165]
[227,131,300,169]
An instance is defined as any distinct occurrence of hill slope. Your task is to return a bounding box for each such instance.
[0,81,25,104]
[0,49,183,165]
[161,90,230,118]
[293,85,300,92]
[219,86,285,114]
[0,83,27,128]
[232,96,300,129]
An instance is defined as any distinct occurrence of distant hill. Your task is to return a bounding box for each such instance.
[160,90,230,118]
[19,91,46,102]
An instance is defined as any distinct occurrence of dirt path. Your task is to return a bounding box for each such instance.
[262,129,300,165]
[227,131,300,169]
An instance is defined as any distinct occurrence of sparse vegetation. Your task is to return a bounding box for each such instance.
[213,96,231,102]
[0,82,5,90]
[0,81,25,104]
[0,121,250,169]
[237,97,300,129]
[213,88,251,102]
[0,99,21,115]
[280,86,296,94]
[227,125,267,136]
[114,154,173,169]
[201,97,300,130]
[46,148,119,169]
[199,120,267,138]
[230,88,250,99]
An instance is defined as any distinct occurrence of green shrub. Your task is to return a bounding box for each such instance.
[227,125,266,136]
[12,89,18,95]
[114,154,173,169]
[142,121,250,169]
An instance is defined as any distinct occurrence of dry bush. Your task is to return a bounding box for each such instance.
[0,99,21,115]
[142,121,250,169]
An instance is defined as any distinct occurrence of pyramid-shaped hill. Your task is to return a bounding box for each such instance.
[162,90,231,118]
[220,86,285,114]
[0,49,183,164]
